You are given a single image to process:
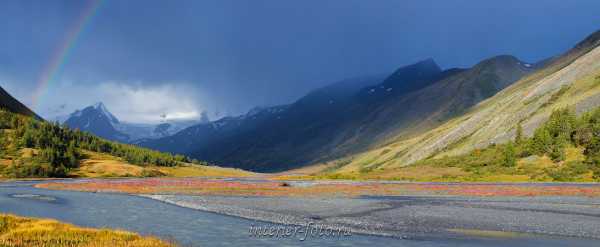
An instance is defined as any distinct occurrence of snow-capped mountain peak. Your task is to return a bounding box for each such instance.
[63,102,199,143]
[63,102,128,142]
[92,102,120,125]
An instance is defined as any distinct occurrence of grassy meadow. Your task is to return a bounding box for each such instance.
[71,150,253,178]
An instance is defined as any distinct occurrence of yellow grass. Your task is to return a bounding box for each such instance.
[0,214,174,247]
[19,148,37,159]
[276,164,470,182]
[71,150,254,178]
[0,159,11,179]
[0,159,11,167]
[70,151,147,178]
[155,164,254,177]
[276,163,331,175]
[517,155,556,172]
[565,146,585,162]
[363,165,468,181]
[269,163,338,180]
[473,174,533,183]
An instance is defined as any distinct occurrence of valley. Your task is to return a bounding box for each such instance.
[2,3,600,246]
[329,30,600,176]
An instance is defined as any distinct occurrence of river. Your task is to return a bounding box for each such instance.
[0,181,596,247]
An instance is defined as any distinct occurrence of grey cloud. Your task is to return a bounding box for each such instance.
[1,0,600,122]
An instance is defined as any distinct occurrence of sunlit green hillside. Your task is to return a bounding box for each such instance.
[0,108,251,179]
[318,30,600,181]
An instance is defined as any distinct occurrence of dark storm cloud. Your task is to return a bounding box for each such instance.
[1,0,600,122]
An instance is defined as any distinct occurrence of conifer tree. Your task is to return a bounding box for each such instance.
[503,142,517,167]
[515,123,524,145]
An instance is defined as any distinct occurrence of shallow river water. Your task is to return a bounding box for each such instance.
[0,181,596,247]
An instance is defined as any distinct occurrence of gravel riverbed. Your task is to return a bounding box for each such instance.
[141,194,600,239]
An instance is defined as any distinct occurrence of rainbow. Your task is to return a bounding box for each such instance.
[31,0,104,111]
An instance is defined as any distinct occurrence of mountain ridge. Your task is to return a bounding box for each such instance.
[329,28,600,174]
[63,103,199,143]
[141,54,534,172]
[0,86,41,119]
[64,103,129,142]
[325,54,535,159]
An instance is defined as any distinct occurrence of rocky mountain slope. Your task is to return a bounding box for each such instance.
[332,29,600,174]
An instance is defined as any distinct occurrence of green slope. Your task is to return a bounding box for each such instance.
[0,88,218,178]
[325,29,600,176]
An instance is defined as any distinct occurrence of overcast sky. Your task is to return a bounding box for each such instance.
[1,0,600,123]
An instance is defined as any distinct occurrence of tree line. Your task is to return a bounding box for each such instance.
[416,107,600,181]
[0,108,201,178]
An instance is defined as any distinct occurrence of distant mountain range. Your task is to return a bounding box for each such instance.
[138,53,538,171]
[138,75,385,169]
[61,102,200,143]
[139,104,292,155]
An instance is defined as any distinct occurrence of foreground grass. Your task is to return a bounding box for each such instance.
[0,214,174,247]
